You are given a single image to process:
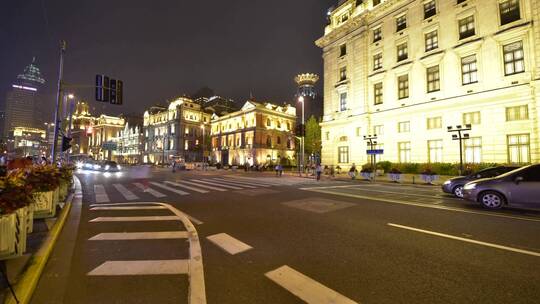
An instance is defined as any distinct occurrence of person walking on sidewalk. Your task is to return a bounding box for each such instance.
[316,164,322,181]
[349,163,357,180]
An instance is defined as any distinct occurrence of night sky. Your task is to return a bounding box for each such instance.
[1,0,335,118]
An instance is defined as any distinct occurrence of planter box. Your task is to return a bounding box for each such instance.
[26,203,34,233]
[388,173,402,183]
[33,190,57,219]
[361,172,374,180]
[0,206,29,260]
[420,174,439,184]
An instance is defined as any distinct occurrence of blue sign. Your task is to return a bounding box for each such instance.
[366,149,384,155]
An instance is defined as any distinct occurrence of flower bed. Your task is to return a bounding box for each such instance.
[26,165,61,219]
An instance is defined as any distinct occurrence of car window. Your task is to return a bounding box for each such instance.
[521,166,540,182]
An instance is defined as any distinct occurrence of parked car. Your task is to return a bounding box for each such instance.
[442,166,520,198]
[100,161,121,172]
[462,164,540,209]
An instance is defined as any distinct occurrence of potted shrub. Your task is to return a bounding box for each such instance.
[0,170,33,259]
[335,165,342,174]
[388,168,403,183]
[360,166,374,180]
[26,165,61,219]
[420,168,439,184]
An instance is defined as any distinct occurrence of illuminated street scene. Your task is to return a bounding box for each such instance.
[1,0,539,303]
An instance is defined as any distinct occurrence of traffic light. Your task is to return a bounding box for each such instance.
[109,79,117,104]
[95,75,104,101]
[295,124,305,136]
[61,136,72,152]
[116,80,123,105]
[95,75,123,105]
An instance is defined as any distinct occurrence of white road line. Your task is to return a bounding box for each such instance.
[150,182,189,195]
[192,179,243,190]
[179,180,228,192]
[165,181,209,193]
[89,216,181,222]
[113,184,139,200]
[87,260,189,276]
[94,184,110,203]
[219,178,271,187]
[302,188,540,223]
[133,182,167,198]
[208,178,258,188]
[265,265,358,304]
[228,177,282,186]
[186,215,204,225]
[206,233,253,255]
[89,231,189,241]
[90,206,167,211]
[388,223,540,257]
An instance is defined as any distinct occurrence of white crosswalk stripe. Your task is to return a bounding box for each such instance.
[212,178,270,188]
[150,182,189,195]
[192,179,243,190]
[113,184,139,200]
[133,183,166,198]
[179,180,228,192]
[224,177,283,186]
[94,184,110,203]
[208,178,258,188]
[164,181,209,193]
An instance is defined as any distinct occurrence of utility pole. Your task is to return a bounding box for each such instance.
[51,40,67,163]
[447,124,472,176]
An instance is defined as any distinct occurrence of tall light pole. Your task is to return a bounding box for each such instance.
[298,96,305,176]
[364,134,378,181]
[447,124,472,176]
[51,40,67,163]
[200,123,206,168]
[65,94,75,162]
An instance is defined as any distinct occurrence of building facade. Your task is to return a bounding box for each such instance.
[317,0,540,168]
[112,123,144,164]
[210,101,297,166]
[7,127,48,158]
[143,97,212,164]
[88,115,125,161]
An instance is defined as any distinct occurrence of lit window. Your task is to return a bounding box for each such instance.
[461,55,478,85]
[500,0,520,25]
[339,93,347,111]
[464,137,482,163]
[398,121,410,133]
[396,15,407,32]
[506,105,528,121]
[507,134,530,163]
[374,82,383,105]
[428,140,443,163]
[424,1,436,19]
[425,30,438,52]
[267,118,271,127]
[458,15,475,40]
[398,142,411,163]
[338,146,349,163]
[397,43,408,62]
[426,65,440,92]
[339,67,347,81]
[427,117,442,129]
[373,27,382,42]
[398,75,409,99]
[373,53,383,70]
[463,111,481,125]
[503,41,525,76]
[340,44,347,57]
[373,125,384,136]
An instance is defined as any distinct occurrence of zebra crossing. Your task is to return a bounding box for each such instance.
[91,177,308,203]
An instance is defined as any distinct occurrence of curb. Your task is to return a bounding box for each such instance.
[4,176,82,304]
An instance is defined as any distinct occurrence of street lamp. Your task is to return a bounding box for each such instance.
[447,124,472,176]
[200,123,206,168]
[298,96,305,176]
[363,134,378,181]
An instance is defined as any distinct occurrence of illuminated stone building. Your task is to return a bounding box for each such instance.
[112,123,144,164]
[70,101,94,158]
[317,0,540,168]
[210,100,297,166]
[88,115,125,161]
[7,127,48,157]
[143,97,212,164]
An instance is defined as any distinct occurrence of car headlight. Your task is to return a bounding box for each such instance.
[105,165,110,170]
[463,183,477,190]
[93,164,100,170]
[75,161,83,169]
[443,180,451,185]
[117,165,122,170]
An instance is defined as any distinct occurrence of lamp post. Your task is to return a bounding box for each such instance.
[200,124,206,167]
[447,124,472,176]
[363,134,378,181]
[298,96,305,176]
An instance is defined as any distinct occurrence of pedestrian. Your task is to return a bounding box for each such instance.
[349,163,357,180]
[316,163,322,181]
[278,164,283,177]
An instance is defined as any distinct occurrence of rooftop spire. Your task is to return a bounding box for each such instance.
[17,57,45,85]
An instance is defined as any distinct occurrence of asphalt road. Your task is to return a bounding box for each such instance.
[31,167,540,304]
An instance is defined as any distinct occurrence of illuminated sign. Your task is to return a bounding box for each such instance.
[12,84,37,92]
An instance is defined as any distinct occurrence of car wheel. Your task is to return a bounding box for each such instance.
[479,191,505,209]
[452,185,464,198]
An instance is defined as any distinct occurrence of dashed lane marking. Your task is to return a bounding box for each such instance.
[112,184,139,200]
[150,182,189,195]
[192,179,243,190]
[206,233,253,255]
[94,184,110,203]
[265,265,358,304]
[388,223,540,257]
[178,180,228,192]
[89,231,189,241]
[87,260,189,276]
[133,182,167,198]
[164,181,209,193]
[89,216,181,222]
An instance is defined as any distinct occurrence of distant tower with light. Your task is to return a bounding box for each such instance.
[294,73,321,120]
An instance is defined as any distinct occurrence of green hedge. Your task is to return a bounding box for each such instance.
[364,162,504,176]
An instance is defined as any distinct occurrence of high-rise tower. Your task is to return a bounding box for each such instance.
[294,73,321,120]
[4,57,46,136]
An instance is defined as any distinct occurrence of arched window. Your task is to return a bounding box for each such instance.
[266,136,272,147]
[266,119,271,127]
[277,136,281,144]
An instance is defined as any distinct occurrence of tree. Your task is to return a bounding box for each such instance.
[304,115,321,156]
